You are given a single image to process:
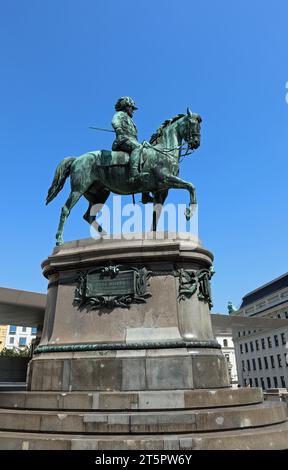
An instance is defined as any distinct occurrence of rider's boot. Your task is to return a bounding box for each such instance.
[128,150,148,183]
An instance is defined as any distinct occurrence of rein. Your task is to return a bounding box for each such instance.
[144,137,197,162]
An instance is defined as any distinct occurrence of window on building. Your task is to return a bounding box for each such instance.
[22,327,26,332]
[277,313,281,319]
[264,357,268,369]
[9,337,14,344]
[250,341,254,352]
[254,377,259,387]
[223,339,228,347]
[248,331,251,335]
[238,331,240,337]
[255,340,259,351]
[285,353,288,366]
[260,378,265,389]
[270,356,275,368]
[247,359,251,371]
[9,325,16,334]
[249,378,253,387]
[285,312,288,319]
[280,376,286,388]
[267,337,272,348]
[273,377,278,388]
[245,343,248,353]
[240,344,243,354]
[19,337,26,346]
[261,338,265,349]
[258,357,262,370]
[267,377,271,388]
[280,333,286,346]
[277,354,282,368]
[31,327,37,335]
[225,354,230,362]
[241,360,245,371]
[274,335,279,347]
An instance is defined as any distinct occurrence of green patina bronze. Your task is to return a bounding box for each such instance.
[227,301,237,314]
[178,267,215,308]
[35,339,221,355]
[46,98,202,245]
[74,264,151,309]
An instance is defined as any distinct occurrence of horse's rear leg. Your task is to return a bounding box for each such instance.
[83,189,110,234]
[83,202,104,233]
[83,203,94,225]
[56,191,82,246]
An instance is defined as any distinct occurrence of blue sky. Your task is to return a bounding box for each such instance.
[0,0,287,312]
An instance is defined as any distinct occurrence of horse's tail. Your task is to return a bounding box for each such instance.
[46,157,76,205]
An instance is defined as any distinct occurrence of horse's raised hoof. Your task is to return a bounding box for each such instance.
[185,208,191,221]
[185,203,197,220]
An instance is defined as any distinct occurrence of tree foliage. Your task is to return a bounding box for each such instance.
[0,346,32,357]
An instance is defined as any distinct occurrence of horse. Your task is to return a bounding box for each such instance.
[46,108,201,246]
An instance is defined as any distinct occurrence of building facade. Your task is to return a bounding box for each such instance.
[0,325,8,352]
[5,325,37,350]
[216,334,238,386]
[231,273,288,390]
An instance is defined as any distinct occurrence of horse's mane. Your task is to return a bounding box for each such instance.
[149,113,185,144]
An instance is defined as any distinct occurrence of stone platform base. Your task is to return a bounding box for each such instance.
[28,348,229,391]
[0,388,287,450]
[12,236,287,449]
[30,235,230,392]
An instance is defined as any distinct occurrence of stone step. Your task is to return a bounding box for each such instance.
[0,383,26,392]
[0,387,263,411]
[0,402,286,434]
[0,420,288,450]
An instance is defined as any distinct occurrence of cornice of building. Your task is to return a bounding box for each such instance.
[234,286,288,318]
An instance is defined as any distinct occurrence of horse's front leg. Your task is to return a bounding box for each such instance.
[162,175,197,220]
[151,190,168,231]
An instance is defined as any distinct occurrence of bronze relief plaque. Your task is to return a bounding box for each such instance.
[74,264,151,309]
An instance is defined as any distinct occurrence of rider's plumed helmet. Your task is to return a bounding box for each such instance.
[115,96,138,112]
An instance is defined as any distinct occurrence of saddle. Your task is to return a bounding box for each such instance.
[96,150,130,166]
[89,148,149,169]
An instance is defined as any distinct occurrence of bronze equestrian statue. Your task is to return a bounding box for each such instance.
[46,100,201,246]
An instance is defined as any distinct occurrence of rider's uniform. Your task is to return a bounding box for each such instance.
[111,100,153,204]
[112,111,141,153]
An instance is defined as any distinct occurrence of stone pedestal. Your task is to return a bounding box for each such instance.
[0,233,287,450]
[28,233,229,391]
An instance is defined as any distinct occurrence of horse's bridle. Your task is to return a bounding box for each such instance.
[184,118,201,149]
[144,116,200,160]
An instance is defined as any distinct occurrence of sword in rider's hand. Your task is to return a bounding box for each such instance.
[89,126,136,206]
[89,126,115,133]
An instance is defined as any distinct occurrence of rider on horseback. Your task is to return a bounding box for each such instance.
[112,96,153,204]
